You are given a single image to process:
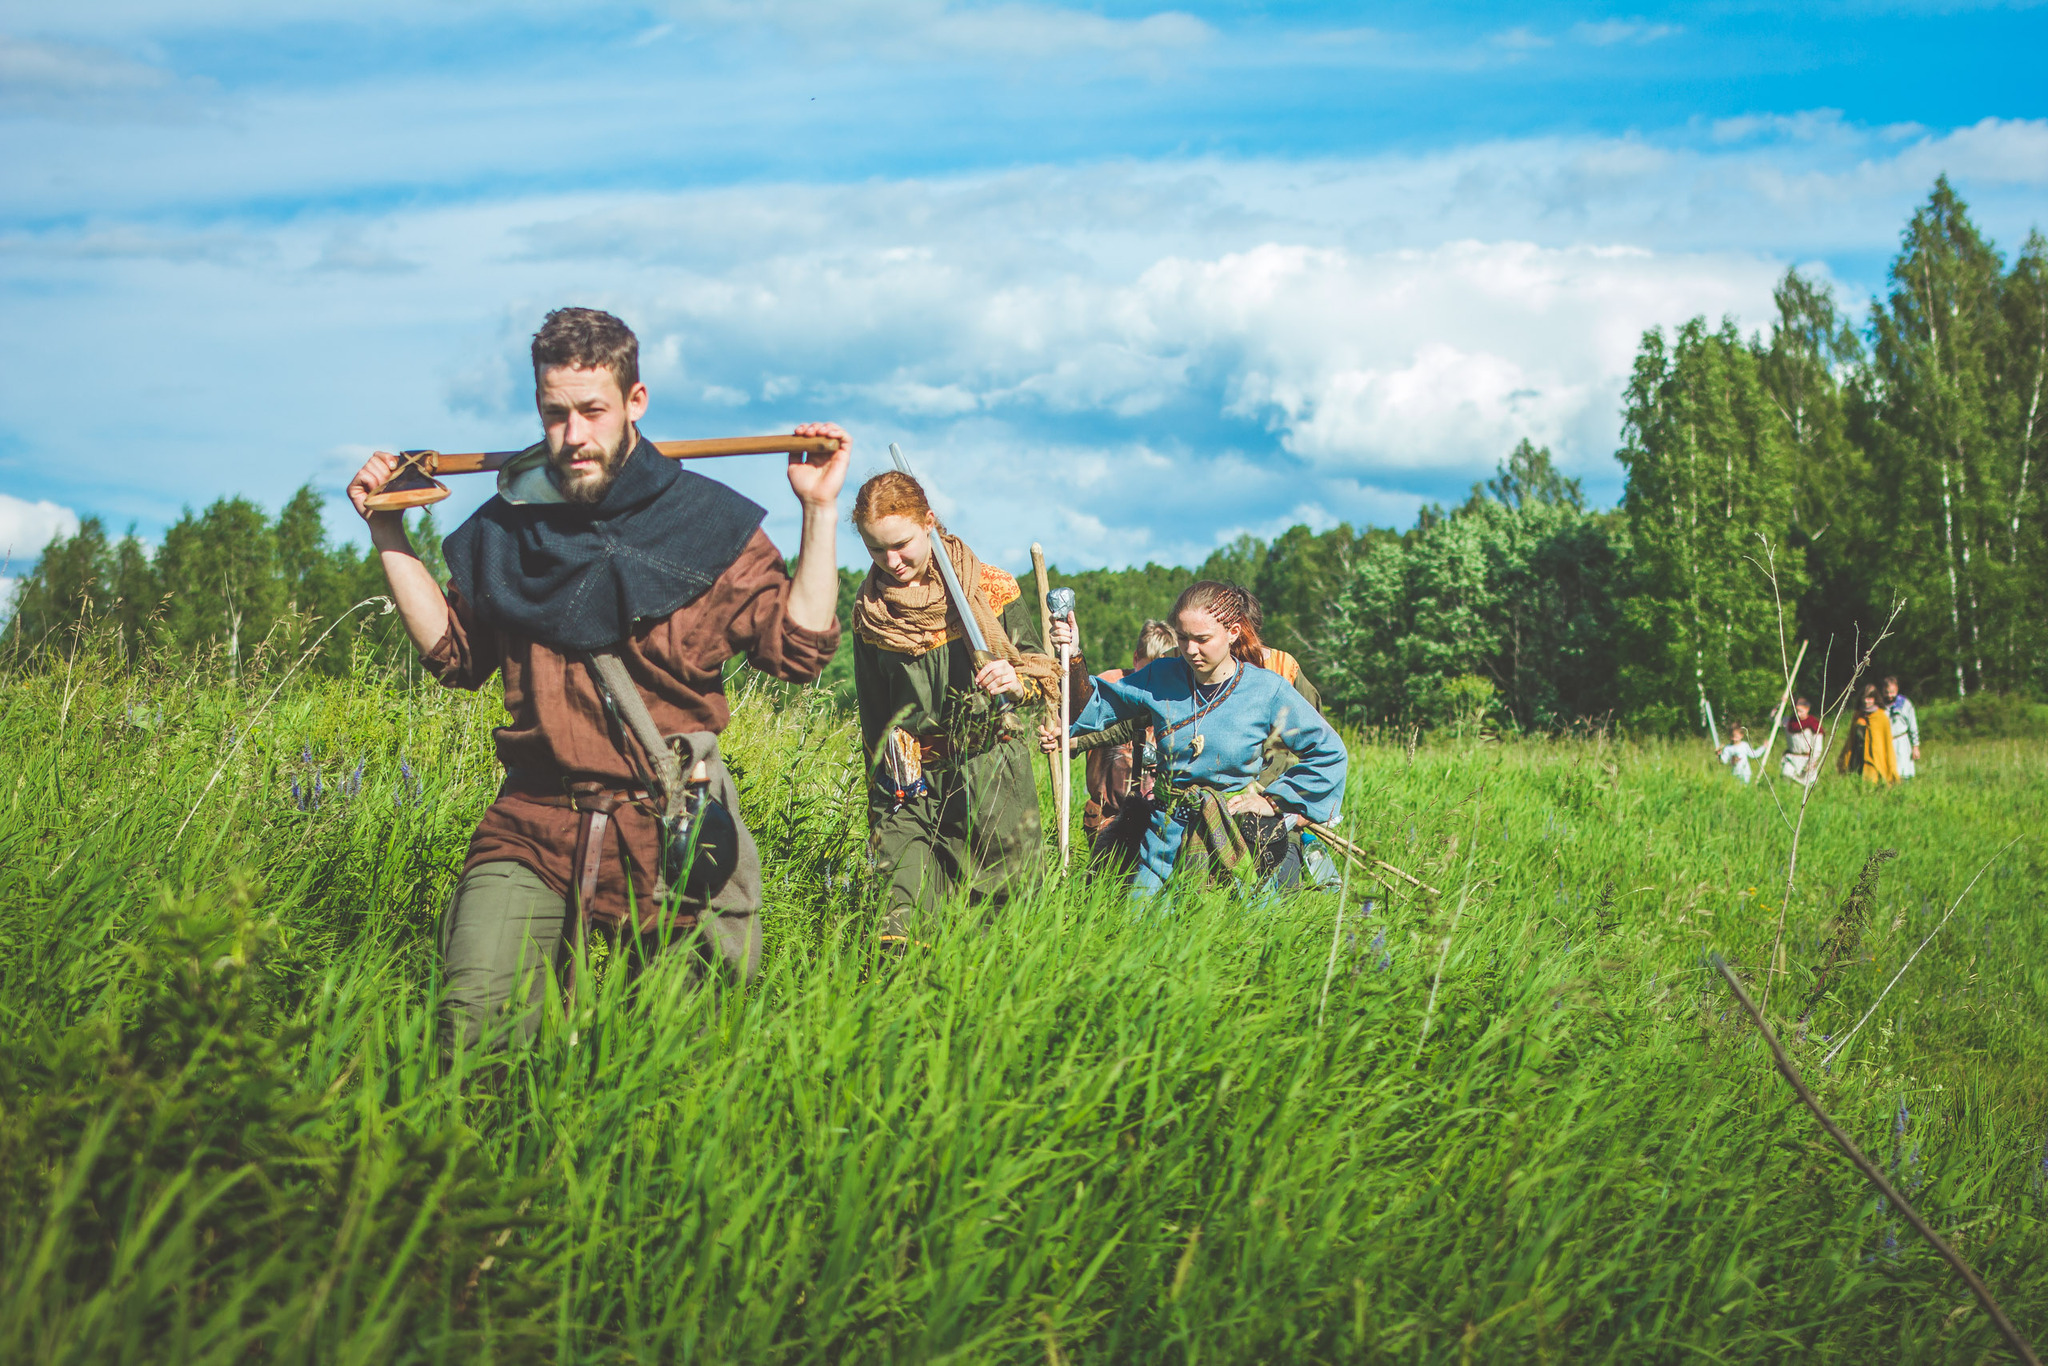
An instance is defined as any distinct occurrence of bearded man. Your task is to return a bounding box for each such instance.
[347,307,848,1049]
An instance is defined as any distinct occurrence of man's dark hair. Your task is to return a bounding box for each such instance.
[532,308,640,397]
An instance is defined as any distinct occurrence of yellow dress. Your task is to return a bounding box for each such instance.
[1838,711,1900,784]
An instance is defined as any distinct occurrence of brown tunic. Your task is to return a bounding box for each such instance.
[420,527,839,927]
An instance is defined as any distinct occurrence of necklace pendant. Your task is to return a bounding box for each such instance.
[1190,734,1205,759]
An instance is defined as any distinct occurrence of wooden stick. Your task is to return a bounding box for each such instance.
[1030,543,1063,858]
[1303,821,1442,898]
[1754,638,1809,774]
[363,434,845,510]
[1712,955,2041,1366]
[435,433,841,476]
[1058,638,1073,870]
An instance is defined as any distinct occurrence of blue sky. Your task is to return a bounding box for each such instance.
[2,0,2045,587]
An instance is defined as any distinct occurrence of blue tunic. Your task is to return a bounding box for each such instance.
[1070,658,1349,892]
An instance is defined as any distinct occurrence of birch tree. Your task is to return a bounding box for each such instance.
[1616,318,1802,733]
[1867,178,2009,697]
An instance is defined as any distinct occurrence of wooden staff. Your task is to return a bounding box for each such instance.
[1031,543,1061,817]
[1753,638,1809,774]
[1048,585,1077,871]
[361,433,845,512]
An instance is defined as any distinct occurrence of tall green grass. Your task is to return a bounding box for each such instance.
[1,655,2044,1362]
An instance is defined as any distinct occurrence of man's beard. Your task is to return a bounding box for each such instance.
[551,430,633,505]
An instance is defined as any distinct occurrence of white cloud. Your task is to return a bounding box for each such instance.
[1,114,2040,568]
[0,493,80,567]
[0,35,207,120]
[1572,19,1680,46]
[656,0,1212,58]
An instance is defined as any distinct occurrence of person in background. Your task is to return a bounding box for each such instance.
[1780,696,1823,786]
[1839,685,1901,785]
[1237,590,1322,712]
[1046,581,1347,897]
[1061,618,1177,872]
[849,471,1059,949]
[1884,675,1921,779]
[1714,723,1766,783]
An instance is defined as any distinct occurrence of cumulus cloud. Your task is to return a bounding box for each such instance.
[1,113,2039,567]
[0,493,80,569]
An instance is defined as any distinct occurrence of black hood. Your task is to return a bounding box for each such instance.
[443,437,766,651]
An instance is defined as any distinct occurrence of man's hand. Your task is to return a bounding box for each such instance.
[347,451,403,526]
[786,423,850,633]
[1912,745,1921,762]
[786,423,850,507]
[1038,720,1064,753]
[348,450,449,654]
[1048,617,1077,654]
[1226,790,1277,817]
[974,658,1022,698]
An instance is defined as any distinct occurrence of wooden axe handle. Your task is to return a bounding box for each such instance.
[426,433,844,476]
[363,434,845,512]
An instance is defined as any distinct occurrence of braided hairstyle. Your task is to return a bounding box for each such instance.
[1170,580,1265,665]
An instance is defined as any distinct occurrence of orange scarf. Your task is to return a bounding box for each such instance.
[851,530,1061,701]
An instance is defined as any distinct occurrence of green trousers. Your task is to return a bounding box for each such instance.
[438,860,759,1051]
[868,739,1042,936]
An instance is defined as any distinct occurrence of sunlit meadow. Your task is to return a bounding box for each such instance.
[1,646,2043,1363]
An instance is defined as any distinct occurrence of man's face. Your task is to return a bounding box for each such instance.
[1794,702,1810,720]
[537,365,649,504]
[1884,680,1899,701]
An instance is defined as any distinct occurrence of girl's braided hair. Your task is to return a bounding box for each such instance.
[1170,580,1265,665]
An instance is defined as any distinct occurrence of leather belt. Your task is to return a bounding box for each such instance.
[499,771,677,923]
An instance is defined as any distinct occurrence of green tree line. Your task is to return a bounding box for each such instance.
[4,488,446,679]
[9,180,2044,732]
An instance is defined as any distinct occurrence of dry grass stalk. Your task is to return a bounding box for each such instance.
[1822,837,2019,1068]
[1713,955,2041,1366]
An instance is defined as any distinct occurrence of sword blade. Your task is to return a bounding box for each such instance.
[889,442,993,658]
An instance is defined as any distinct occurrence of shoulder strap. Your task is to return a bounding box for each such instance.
[586,650,686,813]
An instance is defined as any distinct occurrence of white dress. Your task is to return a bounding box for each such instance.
[1717,740,1765,783]
[1890,696,1919,779]
[1782,722,1822,785]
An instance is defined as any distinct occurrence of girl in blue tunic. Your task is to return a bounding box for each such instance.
[1046,581,1348,895]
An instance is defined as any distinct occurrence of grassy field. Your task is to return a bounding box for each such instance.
[1,654,2044,1363]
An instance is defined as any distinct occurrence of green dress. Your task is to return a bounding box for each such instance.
[855,593,1049,929]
